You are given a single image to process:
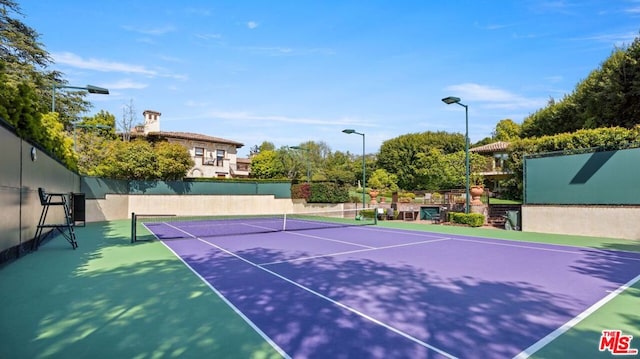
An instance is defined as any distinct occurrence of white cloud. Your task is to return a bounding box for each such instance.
[624,5,640,14]
[239,46,335,57]
[104,79,148,90]
[444,83,547,110]
[52,52,188,81]
[544,75,564,83]
[247,21,259,29]
[184,7,211,16]
[188,111,372,127]
[196,33,223,40]
[121,25,176,35]
[577,31,638,46]
[242,46,293,56]
[53,52,158,76]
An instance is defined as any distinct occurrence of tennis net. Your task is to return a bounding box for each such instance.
[131,208,376,242]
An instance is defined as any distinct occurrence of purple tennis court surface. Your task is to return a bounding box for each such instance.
[148,223,640,358]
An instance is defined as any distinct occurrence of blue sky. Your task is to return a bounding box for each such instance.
[18,1,640,157]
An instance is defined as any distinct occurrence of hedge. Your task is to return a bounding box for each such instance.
[448,212,485,227]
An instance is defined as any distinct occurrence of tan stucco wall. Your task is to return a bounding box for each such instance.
[85,195,348,222]
[85,195,130,222]
[522,205,640,240]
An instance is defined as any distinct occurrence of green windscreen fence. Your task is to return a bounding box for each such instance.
[81,177,292,199]
[524,147,640,205]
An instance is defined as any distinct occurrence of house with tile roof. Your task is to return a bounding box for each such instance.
[469,141,512,195]
[469,141,511,178]
[131,110,250,178]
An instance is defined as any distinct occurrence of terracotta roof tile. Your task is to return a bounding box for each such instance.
[469,141,510,153]
[147,131,244,147]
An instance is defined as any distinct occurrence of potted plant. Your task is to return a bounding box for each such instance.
[368,188,380,204]
[368,169,399,205]
[469,174,485,205]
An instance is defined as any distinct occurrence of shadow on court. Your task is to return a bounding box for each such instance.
[0,221,282,359]
[171,233,640,358]
[1,220,639,358]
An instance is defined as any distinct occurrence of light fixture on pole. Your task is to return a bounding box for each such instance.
[52,84,110,112]
[442,96,470,214]
[289,145,311,183]
[342,129,366,211]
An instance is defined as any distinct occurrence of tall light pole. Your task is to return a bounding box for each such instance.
[342,129,366,211]
[442,96,470,214]
[289,145,311,182]
[52,84,110,112]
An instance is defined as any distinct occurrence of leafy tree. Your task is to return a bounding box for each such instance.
[574,42,640,129]
[0,0,92,165]
[249,150,286,179]
[94,139,194,180]
[95,140,157,180]
[321,151,355,184]
[367,168,399,192]
[75,111,117,175]
[377,131,465,189]
[258,141,275,152]
[493,119,521,141]
[39,112,76,170]
[414,149,489,191]
[0,65,41,136]
[521,35,640,137]
[154,141,195,180]
[521,94,580,137]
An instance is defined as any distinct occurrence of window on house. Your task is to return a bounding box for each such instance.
[195,147,204,157]
[216,149,225,166]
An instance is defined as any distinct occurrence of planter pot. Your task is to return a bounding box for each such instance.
[470,186,484,205]
[369,190,379,205]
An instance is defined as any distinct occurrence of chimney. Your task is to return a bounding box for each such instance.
[142,110,161,134]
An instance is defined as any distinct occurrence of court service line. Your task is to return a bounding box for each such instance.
[281,231,376,249]
[145,225,292,359]
[358,225,454,239]
[453,237,640,259]
[193,237,457,359]
[514,273,640,358]
[260,237,452,266]
[362,225,640,257]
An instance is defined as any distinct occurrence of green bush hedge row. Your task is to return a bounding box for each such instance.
[448,212,485,227]
[292,182,350,203]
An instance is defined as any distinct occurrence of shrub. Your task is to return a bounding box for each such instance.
[291,183,311,200]
[308,182,349,203]
[360,209,376,220]
[448,212,485,227]
[398,191,416,203]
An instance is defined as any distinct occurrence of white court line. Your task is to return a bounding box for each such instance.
[514,273,640,358]
[260,237,452,266]
[143,223,292,359]
[453,238,640,260]
[280,231,376,249]
[193,236,457,359]
[355,225,640,254]
[358,225,453,238]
